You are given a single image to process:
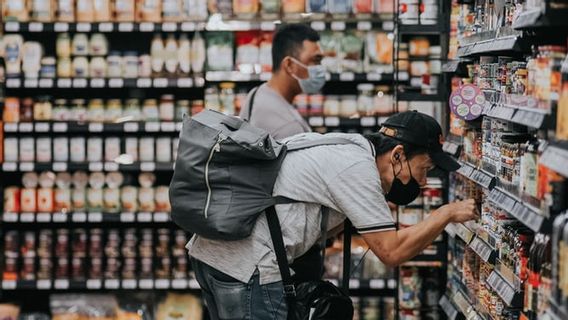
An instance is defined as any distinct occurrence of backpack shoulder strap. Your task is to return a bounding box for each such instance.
[247,86,260,121]
[286,137,356,152]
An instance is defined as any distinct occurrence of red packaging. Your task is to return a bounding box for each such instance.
[4,187,21,213]
[37,188,54,213]
[259,31,274,72]
[355,0,372,13]
[235,31,260,74]
[21,188,37,213]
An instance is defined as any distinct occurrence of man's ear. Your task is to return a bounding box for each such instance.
[390,145,405,164]
[282,57,294,75]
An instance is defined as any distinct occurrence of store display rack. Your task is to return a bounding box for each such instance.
[5,77,204,89]
[512,4,568,30]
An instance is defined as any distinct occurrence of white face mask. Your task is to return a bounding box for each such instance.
[289,57,327,94]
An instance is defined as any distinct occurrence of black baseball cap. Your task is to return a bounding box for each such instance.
[379,111,460,172]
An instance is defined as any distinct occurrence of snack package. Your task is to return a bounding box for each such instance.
[341,31,364,72]
[233,0,259,16]
[365,31,393,73]
[206,32,234,72]
[235,31,260,74]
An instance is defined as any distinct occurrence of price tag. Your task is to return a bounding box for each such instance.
[360,117,376,127]
[154,78,168,87]
[124,122,139,132]
[73,78,87,88]
[19,123,33,132]
[90,78,105,88]
[138,212,152,222]
[181,22,196,31]
[139,279,154,289]
[58,78,72,88]
[145,122,160,132]
[24,78,38,88]
[89,123,103,132]
[122,279,137,289]
[3,163,17,172]
[369,279,385,289]
[194,77,205,87]
[54,279,70,290]
[398,72,410,81]
[4,123,18,132]
[155,279,170,289]
[37,280,52,289]
[72,212,87,222]
[109,78,124,88]
[5,22,20,32]
[260,21,276,31]
[118,22,134,32]
[53,213,67,222]
[105,279,120,289]
[104,162,119,171]
[177,78,193,88]
[6,78,21,88]
[76,23,91,32]
[189,279,200,289]
[137,78,152,88]
[367,73,382,81]
[120,212,136,222]
[357,21,372,31]
[325,117,340,127]
[349,279,360,289]
[176,122,183,132]
[20,163,35,172]
[138,22,154,32]
[2,281,17,290]
[154,212,169,222]
[29,22,43,32]
[39,78,54,88]
[309,117,324,127]
[388,279,397,289]
[161,122,176,132]
[171,279,188,289]
[88,212,103,222]
[162,22,177,32]
[54,22,69,32]
[86,279,102,289]
[3,213,18,222]
[340,72,355,81]
[37,213,51,223]
[382,21,395,30]
[98,22,113,32]
[331,21,346,31]
[35,122,49,132]
[311,21,326,31]
[53,123,68,132]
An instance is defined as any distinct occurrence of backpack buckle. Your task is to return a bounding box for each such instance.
[284,284,296,297]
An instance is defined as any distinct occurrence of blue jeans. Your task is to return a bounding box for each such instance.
[192,259,288,320]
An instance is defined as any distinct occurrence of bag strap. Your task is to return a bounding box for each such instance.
[247,86,260,121]
[342,220,352,295]
[319,207,330,277]
[286,137,356,152]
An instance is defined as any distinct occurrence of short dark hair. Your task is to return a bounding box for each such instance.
[272,24,320,71]
[364,132,429,159]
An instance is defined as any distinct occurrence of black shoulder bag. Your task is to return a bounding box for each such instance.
[266,206,354,320]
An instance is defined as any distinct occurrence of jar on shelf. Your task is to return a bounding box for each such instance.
[90,57,107,78]
[57,57,72,78]
[176,100,191,121]
[191,100,205,115]
[89,34,109,57]
[106,99,123,123]
[219,82,236,115]
[72,34,89,57]
[295,94,309,117]
[53,99,69,122]
[340,95,358,118]
[56,33,72,58]
[143,99,160,122]
[20,98,34,122]
[309,94,324,116]
[124,99,142,121]
[205,86,221,112]
[40,57,57,78]
[374,86,392,116]
[34,96,53,121]
[107,52,123,78]
[138,54,152,78]
[123,52,139,78]
[160,95,176,122]
[71,99,88,122]
[323,95,340,117]
[88,99,105,122]
[72,57,90,78]
[357,83,375,116]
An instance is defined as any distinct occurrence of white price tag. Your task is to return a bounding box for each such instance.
[398,72,410,81]
[176,122,183,132]
[325,117,340,127]
[2,163,17,172]
[137,78,152,88]
[388,279,397,289]
[54,279,69,289]
[172,279,188,289]
[311,21,326,31]
[118,22,134,32]
[53,123,68,132]
[2,281,17,290]
[122,279,137,289]
[6,78,21,88]
[367,73,382,81]
[331,21,346,31]
[20,163,34,172]
[35,122,49,132]
[4,123,18,132]
[141,162,156,172]
[181,22,196,31]
[88,212,103,222]
[89,123,103,132]
[53,213,67,222]
[29,22,43,32]
[104,162,119,171]
[124,122,139,132]
[189,279,200,289]
[340,72,355,81]
[161,122,176,132]
[98,22,113,32]
[120,212,136,222]
[177,78,193,88]
[24,78,38,88]
[162,22,177,32]
[154,78,168,87]
[3,213,18,222]
[139,279,154,289]
[58,78,72,88]
[145,122,160,132]
[19,123,33,132]
[90,78,105,88]
[369,279,385,289]
[76,23,91,32]
[37,213,51,223]
[54,22,69,32]
[72,212,87,222]
[5,22,20,32]
[39,78,53,88]
[86,279,102,289]
[154,212,169,222]
[357,21,372,31]
[139,22,154,32]
[37,280,52,289]
[309,117,324,127]
[105,279,120,289]
[155,279,170,289]
[260,21,276,31]
[349,279,360,289]
[73,78,87,88]
[20,213,35,223]
[138,212,152,222]
[360,117,376,127]
[109,78,124,88]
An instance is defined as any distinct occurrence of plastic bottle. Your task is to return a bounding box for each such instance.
[151,34,165,75]
[178,34,192,74]
[191,31,206,74]
[164,34,179,75]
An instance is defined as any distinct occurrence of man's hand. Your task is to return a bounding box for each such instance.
[441,199,478,223]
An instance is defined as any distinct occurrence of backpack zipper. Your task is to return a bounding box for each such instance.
[204,134,225,218]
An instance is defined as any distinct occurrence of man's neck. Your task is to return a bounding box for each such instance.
[267,73,298,104]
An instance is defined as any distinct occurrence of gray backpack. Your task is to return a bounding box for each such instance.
[169,109,352,240]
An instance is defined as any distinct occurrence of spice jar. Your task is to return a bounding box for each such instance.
[106,99,123,123]
[123,51,139,78]
[107,52,123,78]
[143,99,160,122]
[88,99,105,122]
[72,57,89,78]
[89,34,108,56]
[323,95,340,117]
[124,99,142,121]
[160,95,175,121]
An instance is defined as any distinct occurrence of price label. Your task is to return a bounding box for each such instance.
[311,21,326,31]
[3,213,18,222]
[154,212,169,222]
[120,212,136,222]
[161,122,176,132]
[88,212,103,222]
[139,279,154,289]
[194,76,205,87]
[89,123,103,132]
[72,212,87,222]
[53,123,68,132]
[360,117,376,127]
[109,78,124,88]
[37,280,52,290]
[137,78,152,88]
[189,279,200,289]
[122,279,137,289]
[331,21,346,31]
[5,22,20,32]
[357,21,372,31]
[29,22,43,32]
[138,22,154,32]
[154,78,168,87]
[339,72,355,81]
[73,78,88,88]
[39,78,54,88]
[349,279,360,289]
[124,122,139,132]
[367,73,382,81]
[53,213,67,223]
[35,122,49,132]
[3,163,17,172]
[104,279,120,289]
[118,22,134,32]
[138,212,152,222]
[37,213,52,223]
[487,272,515,305]
[20,163,35,172]
[369,279,385,289]
[260,21,276,31]
[177,78,193,88]
[54,279,70,290]
[382,21,395,30]
[172,279,188,289]
[54,22,69,32]
[86,279,102,289]
[309,117,324,127]
[76,22,92,32]
[98,22,114,32]
[4,123,18,132]
[181,22,196,31]
[2,281,17,290]
[398,72,410,81]
[325,117,340,127]
[6,78,21,88]
[162,22,177,32]
[58,78,72,88]
[155,279,170,289]
[145,122,160,132]
[387,279,397,289]
[176,122,183,132]
[24,78,38,88]
[104,162,119,172]
[90,78,105,88]
[19,123,33,132]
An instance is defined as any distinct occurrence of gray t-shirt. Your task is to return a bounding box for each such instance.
[187,132,396,285]
[239,83,311,140]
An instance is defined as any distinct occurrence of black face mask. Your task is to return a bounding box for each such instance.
[385,158,421,206]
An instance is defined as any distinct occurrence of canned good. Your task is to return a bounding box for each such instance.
[156,137,172,162]
[121,186,138,213]
[87,138,103,162]
[105,137,121,162]
[70,137,86,162]
[54,137,69,162]
[139,138,155,162]
[36,137,52,162]
[20,137,35,162]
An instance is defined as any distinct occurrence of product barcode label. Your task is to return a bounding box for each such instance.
[76,23,91,32]
[325,117,340,127]
[54,279,69,290]
[6,78,21,88]
[177,78,193,88]
[140,162,156,172]
[162,22,177,32]
[39,78,53,88]
[138,212,152,222]
[58,78,72,88]
[161,122,176,132]
[37,280,52,290]
[154,78,168,88]
[86,279,102,289]
[89,123,103,132]
[470,237,492,262]
[118,23,134,32]
[52,213,67,222]
[155,279,170,289]
[35,122,49,132]
[2,281,17,290]
[360,117,376,127]
[24,78,38,88]
[140,22,155,32]
[120,212,135,222]
[511,203,544,232]
[310,21,326,31]
[331,21,346,31]
[72,212,87,223]
[340,72,355,81]
[181,22,196,31]
[154,212,169,222]
[124,122,139,132]
[90,78,105,88]
[20,163,34,172]
[3,163,17,172]
[88,212,103,222]
[53,123,68,132]
[139,279,154,289]
[98,22,113,32]
[104,279,120,289]
[369,279,385,289]
[145,122,160,132]
[104,162,119,172]
[122,279,137,289]
[513,110,545,129]
[357,21,372,31]
[5,22,19,32]
[4,123,18,132]
[309,117,324,127]
[171,279,188,289]
[29,22,43,32]
[137,78,152,88]
[54,22,69,32]
[109,78,124,88]
[36,213,51,223]
[439,296,458,320]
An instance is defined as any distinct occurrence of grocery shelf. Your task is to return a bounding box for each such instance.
[485,270,522,307]
[513,8,568,30]
[457,33,526,57]
[488,187,547,233]
[450,290,486,320]
[540,142,568,178]
[445,222,475,244]
[456,161,496,190]
[546,299,568,320]
[1,161,175,173]
[1,278,201,291]
[398,24,447,34]
[325,278,397,291]
[2,211,171,224]
[5,77,204,89]
[439,295,464,320]
[205,71,395,82]
[483,102,552,129]
[468,236,496,264]
[3,21,206,33]
[3,121,183,134]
